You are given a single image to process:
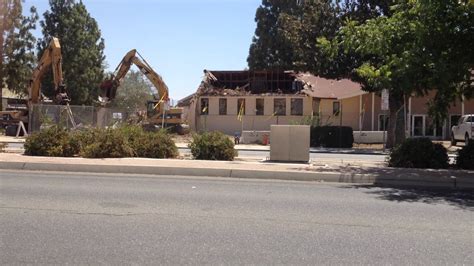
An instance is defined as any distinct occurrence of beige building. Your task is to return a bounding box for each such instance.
[180,70,474,140]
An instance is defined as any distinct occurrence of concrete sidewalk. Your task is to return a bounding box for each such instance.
[0,136,388,155]
[0,153,472,189]
[0,136,25,143]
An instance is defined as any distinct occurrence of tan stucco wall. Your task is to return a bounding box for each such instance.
[186,91,473,139]
[319,96,361,130]
[193,95,312,134]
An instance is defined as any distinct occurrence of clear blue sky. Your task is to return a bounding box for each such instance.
[24,0,260,101]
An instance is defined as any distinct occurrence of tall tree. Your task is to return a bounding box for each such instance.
[0,0,38,109]
[320,0,474,147]
[38,0,105,105]
[110,70,154,112]
[247,0,391,75]
[247,0,300,70]
[278,0,341,76]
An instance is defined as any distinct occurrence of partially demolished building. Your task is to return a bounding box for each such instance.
[180,69,474,140]
[183,70,363,135]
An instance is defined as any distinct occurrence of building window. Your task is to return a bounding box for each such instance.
[412,115,424,136]
[378,114,389,131]
[332,101,340,115]
[200,98,209,115]
[237,98,245,116]
[219,98,227,115]
[256,98,264,116]
[291,98,303,116]
[274,98,286,116]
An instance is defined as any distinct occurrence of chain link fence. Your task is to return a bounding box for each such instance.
[29,104,134,133]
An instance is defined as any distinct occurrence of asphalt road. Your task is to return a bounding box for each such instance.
[1,170,472,265]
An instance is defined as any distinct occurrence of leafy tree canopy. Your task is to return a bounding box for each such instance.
[319,0,474,146]
[247,0,393,77]
[38,0,105,105]
[110,70,154,112]
[0,0,38,109]
[247,0,301,70]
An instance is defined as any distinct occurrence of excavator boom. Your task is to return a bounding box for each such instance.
[99,49,185,131]
[100,49,169,104]
[29,37,69,106]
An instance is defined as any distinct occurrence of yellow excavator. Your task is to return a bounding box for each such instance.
[99,49,185,131]
[29,37,70,106]
[1,37,73,135]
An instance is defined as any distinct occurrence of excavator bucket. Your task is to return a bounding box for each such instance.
[99,79,117,103]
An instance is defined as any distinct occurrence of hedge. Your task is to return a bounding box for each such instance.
[456,142,474,170]
[23,125,178,159]
[189,131,237,161]
[388,137,448,169]
[310,126,354,148]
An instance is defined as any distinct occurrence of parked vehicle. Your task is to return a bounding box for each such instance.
[451,114,473,145]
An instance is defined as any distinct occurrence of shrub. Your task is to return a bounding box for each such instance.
[310,126,354,148]
[456,142,474,170]
[189,131,237,161]
[24,126,77,157]
[389,137,448,169]
[134,131,179,158]
[80,128,134,158]
[0,142,6,152]
[118,125,178,159]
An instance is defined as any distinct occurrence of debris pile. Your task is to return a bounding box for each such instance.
[195,70,306,97]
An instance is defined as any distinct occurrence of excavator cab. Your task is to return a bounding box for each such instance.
[54,84,71,105]
[146,101,159,118]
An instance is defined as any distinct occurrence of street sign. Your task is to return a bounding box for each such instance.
[381,89,389,111]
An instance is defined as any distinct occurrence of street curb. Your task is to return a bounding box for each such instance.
[176,146,389,156]
[0,160,472,189]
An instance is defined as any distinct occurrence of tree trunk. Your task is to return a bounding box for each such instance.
[386,90,406,148]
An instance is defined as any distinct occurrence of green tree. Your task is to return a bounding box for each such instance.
[320,0,474,147]
[38,0,105,105]
[110,70,154,111]
[247,0,392,75]
[0,0,38,109]
[278,1,341,76]
[247,0,301,70]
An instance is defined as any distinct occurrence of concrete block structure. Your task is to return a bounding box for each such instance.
[270,125,310,162]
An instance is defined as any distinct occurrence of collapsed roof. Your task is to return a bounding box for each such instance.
[295,73,365,100]
[192,69,364,100]
[197,70,305,96]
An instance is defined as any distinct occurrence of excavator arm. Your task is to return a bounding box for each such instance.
[29,37,69,106]
[99,49,169,108]
[99,49,186,132]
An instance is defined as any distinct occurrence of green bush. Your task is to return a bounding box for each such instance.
[456,142,474,170]
[134,131,178,158]
[389,138,448,169]
[118,125,178,158]
[189,131,237,161]
[80,128,134,158]
[23,124,179,159]
[310,126,354,148]
[24,126,77,157]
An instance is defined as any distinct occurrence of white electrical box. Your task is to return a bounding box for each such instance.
[270,125,310,162]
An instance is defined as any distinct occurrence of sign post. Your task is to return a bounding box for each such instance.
[381,89,389,150]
